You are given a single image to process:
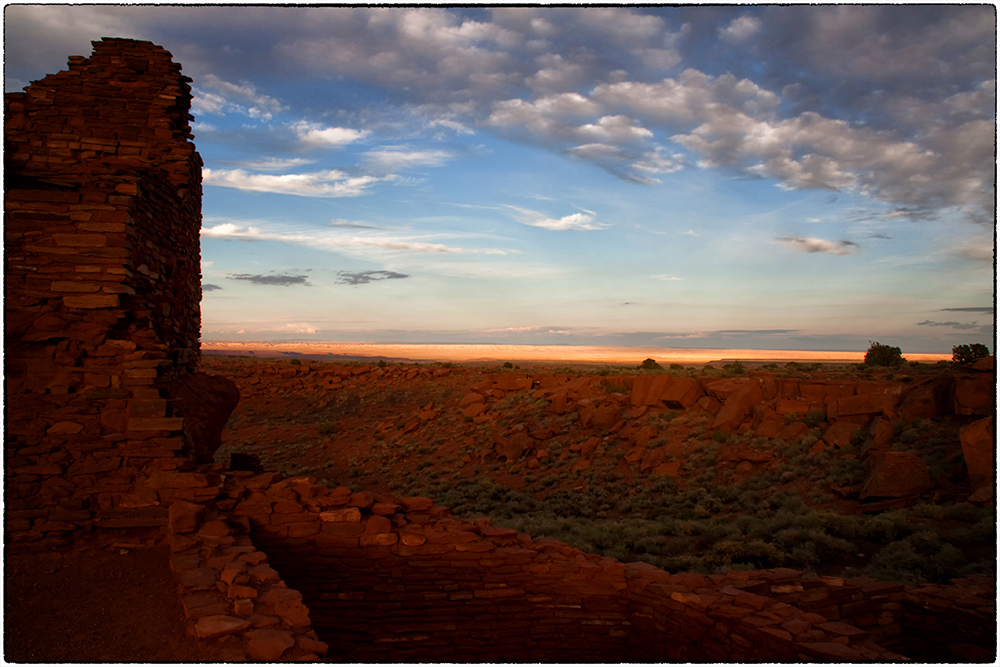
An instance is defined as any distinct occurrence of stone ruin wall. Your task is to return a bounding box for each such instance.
[5,38,229,545]
[4,39,996,662]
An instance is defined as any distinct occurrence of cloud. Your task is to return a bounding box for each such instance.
[651,274,682,281]
[193,74,285,121]
[233,157,316,171]
[202,168,389,197]
[202,284,223,292]
[719,15,762,42]
[6,6,993,221]
[337,270,410,285]
[505,205,608,231]
[330,219,385,230]
[362,147,455,172]
[229,273,311,287]
[279,323,319,334]
[777,235,860,255]
[201,220,503,256]
[291,121,370,149]
[947,239,995,262]
[917,320,981,331]
[942,307,993,312]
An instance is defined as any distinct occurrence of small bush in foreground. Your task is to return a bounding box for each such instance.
[865,341,905,367]
[638,358,664,371]
[952,343,990,364]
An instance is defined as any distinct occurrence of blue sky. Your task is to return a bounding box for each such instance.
[6,5,995,353]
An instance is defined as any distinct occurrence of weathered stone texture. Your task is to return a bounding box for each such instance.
[4,38,229,544]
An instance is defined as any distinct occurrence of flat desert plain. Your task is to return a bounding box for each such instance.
[201,341,951,366]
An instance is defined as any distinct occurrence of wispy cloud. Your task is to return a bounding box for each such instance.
[202,168,390,197]
[201,220,506,256]
[337,270,410,285]
[362,147,455,173]
[330,219,385,230]
[942,307,993,312]
[947,239,994,262]
[505,205,608,231]
[231,157,316,172]
[777,235,860,255]
[202,284,223,292]
[651,274,682,281]
[230,273,311,287]
[917,320,981,331]
[193,74,285,121]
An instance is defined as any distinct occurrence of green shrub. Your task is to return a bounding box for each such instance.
[502,361,514,369]
[289,358,301,365]
[952,343,990,364]
[669,363,686,371]
[638,358,664,371]
[865,341,905,367]
[723,360,747,375]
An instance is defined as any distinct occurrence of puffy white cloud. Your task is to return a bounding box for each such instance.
[719,15,762,42]
[291,121,370,149]
[202,168,388,197]
[576,115,652,144]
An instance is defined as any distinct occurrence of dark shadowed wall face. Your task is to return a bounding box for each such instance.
[4,38,213,542]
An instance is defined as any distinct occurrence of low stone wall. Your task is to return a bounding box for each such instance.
[220,471,938,662]
[165,498,328,661]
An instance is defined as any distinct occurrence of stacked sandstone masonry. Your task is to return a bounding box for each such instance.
[5,39,996,663]
[4,38,241,547]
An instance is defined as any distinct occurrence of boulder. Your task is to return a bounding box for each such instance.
[971,355,994,371]
[711,380,763,431]
[705,378,754,402]
[860,452,933,500]
[830,392,897,418]
[775,422,809,442]
[496,432,533,462]
[823,422,860,448]
[954,374,995,416]
[960,416,994,495]
[171,372,241,463]
[592,403,620,430]
[247,629,295,661]
[697,395,722,413]
[860,417,895,459]
[661,377,704,409]
[898,375,953,421]
[493,374,533,392]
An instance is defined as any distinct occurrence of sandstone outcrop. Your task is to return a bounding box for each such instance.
[171,373,241,463]
[859,452,934,500]
[960,416,994,501]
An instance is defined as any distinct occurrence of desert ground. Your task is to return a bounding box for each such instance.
[205,348,992,586]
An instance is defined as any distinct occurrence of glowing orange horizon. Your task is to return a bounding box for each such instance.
[202,341,951,365]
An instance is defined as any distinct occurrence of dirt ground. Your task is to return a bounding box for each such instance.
[4,544,204,663]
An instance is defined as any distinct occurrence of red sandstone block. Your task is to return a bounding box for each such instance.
[473,587,525,599]
[127,417,182,431]
[320,508,361,523]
